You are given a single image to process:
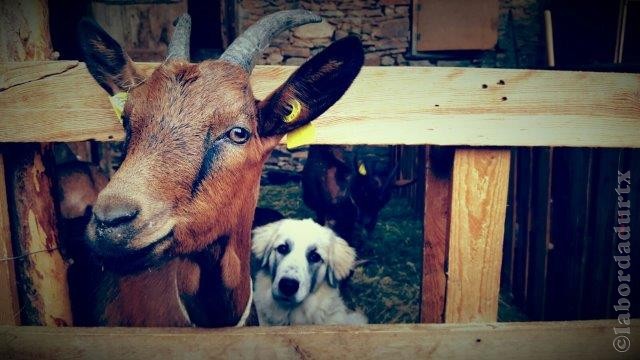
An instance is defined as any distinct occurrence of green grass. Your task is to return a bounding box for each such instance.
[258,182,423,324]
[257,182,528,324]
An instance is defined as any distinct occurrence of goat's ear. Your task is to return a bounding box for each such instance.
[257,36,364,138]
[326,230,357,288]
[78,18,142,95]
[251,221,281,268]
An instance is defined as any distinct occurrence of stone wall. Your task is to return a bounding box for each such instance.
[237,0,544,69]
[238,0,413,66]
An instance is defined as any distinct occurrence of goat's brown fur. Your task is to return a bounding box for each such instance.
[78,17,364,326]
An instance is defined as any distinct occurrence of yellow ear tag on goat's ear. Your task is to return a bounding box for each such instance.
[109,92,128,123]
[283,98,302,123]
[358,163,367,176]
[286,123,316,150]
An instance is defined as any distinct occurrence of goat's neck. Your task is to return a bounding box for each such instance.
[100,238,252,327]
[182,232,253,327]
[99,174,260,327]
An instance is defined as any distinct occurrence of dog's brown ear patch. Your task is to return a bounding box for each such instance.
[252,221,282,268]
[326,232,356,287]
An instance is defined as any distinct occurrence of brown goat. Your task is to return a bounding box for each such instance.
[53,159,109,325]
[78,11,364,326]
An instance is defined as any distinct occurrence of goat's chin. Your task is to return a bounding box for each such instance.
[95,232,175,274]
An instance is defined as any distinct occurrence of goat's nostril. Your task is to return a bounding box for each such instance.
[93,201,140,228]
[278,278,299,297]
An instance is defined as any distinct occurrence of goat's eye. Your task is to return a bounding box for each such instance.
[276,243,289,255]
[307,250,322,263]
[227,127,251,144]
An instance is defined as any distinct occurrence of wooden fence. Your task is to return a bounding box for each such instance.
[1,2,640,358]
[2,59,639,359]
[501,146,640,321]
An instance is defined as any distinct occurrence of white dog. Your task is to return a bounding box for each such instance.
[251,218,367,325]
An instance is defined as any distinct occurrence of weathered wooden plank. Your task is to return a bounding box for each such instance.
[5,144,72,326]
[0,154,19,325]
[1,1,72,327]
[0,321,637,359]
[0,1,53,62]
[0,61,78,91]
[1,62,639,147]
[445,149,511,323]
[420,146,453,323]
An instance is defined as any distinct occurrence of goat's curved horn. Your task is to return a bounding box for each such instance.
[167,13,191,61]
[219,10,321,73]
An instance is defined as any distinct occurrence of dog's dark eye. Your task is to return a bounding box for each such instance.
[227,127,251,144]
[307,250,322,263]
[276,243,289,255]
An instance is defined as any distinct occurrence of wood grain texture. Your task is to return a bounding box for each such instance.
[0,0,53,61]
[0,61,78,91]
[445,149,511,323]
[1,62,639,147]
[0,320,637,359]
[420,146,453,323]
[5,145,72,326]
[0,154,19,325]
[1,2,72,327]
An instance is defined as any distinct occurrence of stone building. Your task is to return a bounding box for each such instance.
[237,0,544,69]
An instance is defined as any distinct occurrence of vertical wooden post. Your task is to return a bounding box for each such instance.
[0,154,20,325]
[445,149,511,323]
[0,0,53,61]
[420,146,453,323]
[0,0,72,326]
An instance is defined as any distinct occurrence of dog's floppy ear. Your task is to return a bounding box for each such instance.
[252,220,282,268]
[325,231,357,288]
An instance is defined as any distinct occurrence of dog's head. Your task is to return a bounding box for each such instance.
[252,219,356,306]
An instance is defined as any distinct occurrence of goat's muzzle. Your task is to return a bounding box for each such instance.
[86,193,175,272]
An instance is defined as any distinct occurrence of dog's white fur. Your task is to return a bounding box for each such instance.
[252,218,367,325]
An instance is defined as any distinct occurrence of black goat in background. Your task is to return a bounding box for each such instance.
[302,145,412,247]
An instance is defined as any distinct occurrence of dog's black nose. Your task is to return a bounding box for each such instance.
[278,278,299,297]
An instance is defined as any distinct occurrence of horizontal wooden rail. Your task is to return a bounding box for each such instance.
[1,320,637,359]
[1,61,639,147]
